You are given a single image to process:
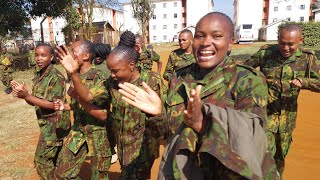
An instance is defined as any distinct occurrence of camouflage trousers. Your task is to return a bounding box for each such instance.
[266,130,293,177]
[34,141,62,180]
[120,154,155,180]
[0,66,13,88]
[55,143,111,180]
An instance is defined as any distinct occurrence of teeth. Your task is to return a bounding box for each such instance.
[200,51,214,54]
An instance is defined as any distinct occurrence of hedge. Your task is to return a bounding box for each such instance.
[278,22,320,46]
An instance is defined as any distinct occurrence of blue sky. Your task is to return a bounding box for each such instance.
[213,0,234,20]
[118,0,234,20]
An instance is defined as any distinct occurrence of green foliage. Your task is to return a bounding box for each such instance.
[131,0,154,42]
[278,22,320,46]
[0,0,29,37]
[27,0,69,18]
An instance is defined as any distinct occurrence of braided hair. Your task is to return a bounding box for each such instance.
[109,30,137,63]
[94,43,111,64]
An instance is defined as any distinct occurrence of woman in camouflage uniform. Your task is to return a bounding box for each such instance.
[56,31,165,179]
[11,43,70,179]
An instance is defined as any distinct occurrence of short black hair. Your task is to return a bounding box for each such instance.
[94,43,111,61]
[199,12,234,38]
[118,31,136,48]
[109,46,137,64]
[279,24,302,35]
[180,29,193,37]
[36,43,56,64]
[78,40,96,62]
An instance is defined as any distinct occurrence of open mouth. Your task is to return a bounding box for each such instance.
[198,50,216,61]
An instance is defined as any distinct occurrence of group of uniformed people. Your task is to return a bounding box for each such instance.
[4,11,320,179]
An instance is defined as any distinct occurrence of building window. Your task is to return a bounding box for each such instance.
[163,25,167,29]
[286,17,291,21]
[273,18,278,22]
[300,5,305,10]
[174,13,177,18]
[300,17,304,22]
[163,3,167,8]
[163,35,167,40]
[274,6,278,11]
[174,24,178,29]
[153,15,156,19]
[153,4,156,8]
[153,36,157,41]
[287,5,292,11]
[153,25,156,30]
[56,31,59,35]
[174,35,178,39]
[163,14,167,19]
[174,2,177,7]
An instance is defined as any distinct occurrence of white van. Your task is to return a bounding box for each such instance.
[235,24,254,44]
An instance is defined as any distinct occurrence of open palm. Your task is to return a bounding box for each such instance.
[118,82,162,116]
[55,45,79,74]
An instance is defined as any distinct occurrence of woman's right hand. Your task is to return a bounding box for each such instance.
[55,45,79,74]
[118,82,162,116]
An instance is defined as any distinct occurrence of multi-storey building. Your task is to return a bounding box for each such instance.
[123,0,213,43]
[30,5,124,45]
[234,0,316,41]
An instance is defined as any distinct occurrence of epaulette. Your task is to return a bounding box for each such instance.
[236,63,263,77]
[300,48,315,55]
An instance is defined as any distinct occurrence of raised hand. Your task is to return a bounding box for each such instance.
[55,45,79,74]
[118,82,162,116]
[183,85,204,133]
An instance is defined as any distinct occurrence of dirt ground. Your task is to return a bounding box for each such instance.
[0,43,320,179]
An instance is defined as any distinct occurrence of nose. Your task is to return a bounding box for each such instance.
[111,73,116,78]
[201,36,212,46]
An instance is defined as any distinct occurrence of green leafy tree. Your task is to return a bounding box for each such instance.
[62,1,81,43]
[131,0,154,43]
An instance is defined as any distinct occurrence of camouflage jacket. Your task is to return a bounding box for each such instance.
[106,71,164,166]
[136,47,160,72]
[66,67,112,157]
[244,44,320,133]
[163,48,195,81]
[93,63,110,79]
[163,57,278,179]
[32,64,69,146]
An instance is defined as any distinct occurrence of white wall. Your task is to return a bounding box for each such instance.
[123,3,140,34]
[30,16,67,45]
[233,0,263,40]
[186,0,213,27]
[266,21,283,41]
[268,0,311,23]
[315,11,320,21]
[149,0,182,43]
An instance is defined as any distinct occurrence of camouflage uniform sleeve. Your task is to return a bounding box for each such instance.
[151,50,160,62]
[233,67,268,121]
[163,52,175,81]
[298,54,320,92]
[243,47,266,68]
[46,74,65,101]
[89,75,110,108]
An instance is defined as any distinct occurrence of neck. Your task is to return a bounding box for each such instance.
[129,70,140,83]
[80,62,92,74]
[184,46,192,54]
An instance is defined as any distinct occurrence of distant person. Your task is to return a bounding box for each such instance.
[11,43,70,179]
[54,40,113,179]
[118,12,278,179]
[28,45,36,68]
[135,35,162,74]
[163,29,195,81]
[94,43,111,77]
[244,24,320,176]
[0,47,13,94]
